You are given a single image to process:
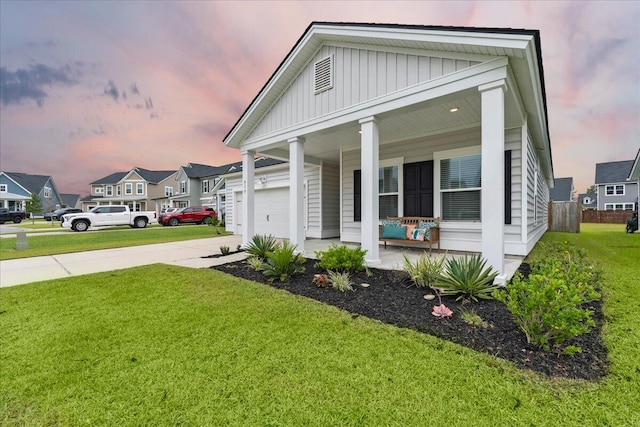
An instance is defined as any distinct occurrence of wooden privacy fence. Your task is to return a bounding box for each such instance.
[548,201,580,233]
[582,209,637,224]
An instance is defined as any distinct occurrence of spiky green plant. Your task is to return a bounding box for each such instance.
[436,254,499,302]
[258,240,306,283]
[247,256,266,271]
[328,271,354,292]
[402,252,445,288]
[245,234,278,260]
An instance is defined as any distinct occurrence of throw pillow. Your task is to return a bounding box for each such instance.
[411,228,426,241]
[417,220,438,241]
[381,225,408,239]
[405,224,416,239]
[381,219,402,228]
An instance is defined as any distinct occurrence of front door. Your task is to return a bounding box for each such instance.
[403,161,433,217]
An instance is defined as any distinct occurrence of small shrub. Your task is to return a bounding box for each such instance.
[459,308,488,328]
[247,256,265,271]
[245,234,278,260]
[315,244,367,273]
[436,254,499,302]
[403,252,445,288]
[328,271,354,292]
[210,217,220,227]
[220,245,230,256]
[258,240,306,283]
[494,256,601,351]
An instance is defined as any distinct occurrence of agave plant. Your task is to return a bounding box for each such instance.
[244,234,278,260]
[436,254,499,302]
[257,240,306,283]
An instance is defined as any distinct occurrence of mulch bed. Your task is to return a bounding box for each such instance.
[211,259,608,380]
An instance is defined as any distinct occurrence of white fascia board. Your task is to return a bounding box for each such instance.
[328,40,491,63]
[157,172,178,185]
[0,192,30,200]
[1,173,31,195]
[240,57,508,153]
[217,163,291,180]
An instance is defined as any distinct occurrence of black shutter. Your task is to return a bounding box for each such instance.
[505,150,512,225]
[354,169,361,222]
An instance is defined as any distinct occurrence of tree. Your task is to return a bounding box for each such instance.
[586,185,596,195]
[25,193,43,224]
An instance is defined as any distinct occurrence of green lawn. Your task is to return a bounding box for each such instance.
[0,225,226,260]
[1,224,638,426]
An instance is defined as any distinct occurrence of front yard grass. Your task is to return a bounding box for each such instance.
[0,224,638,426]
[0,225,226,260]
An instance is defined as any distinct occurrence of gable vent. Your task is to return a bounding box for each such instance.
[314,55,333,94]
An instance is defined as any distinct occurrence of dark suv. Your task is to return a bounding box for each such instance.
[159,206,216,226]
[44,207,82,221]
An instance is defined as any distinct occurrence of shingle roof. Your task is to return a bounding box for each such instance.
[91,172,128,185]
[595,160,634,184]
[3,172,51,194]
[549,177,573,201]
[91,168,176,185]
[60,193,80,206]
[577,193,597,209]
[182,163,220,179]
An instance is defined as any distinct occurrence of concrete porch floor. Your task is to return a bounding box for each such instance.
[301,238,524,281]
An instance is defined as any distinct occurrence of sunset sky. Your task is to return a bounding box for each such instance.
[1,0,638,196]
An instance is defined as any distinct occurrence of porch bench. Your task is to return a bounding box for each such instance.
[379,216,441,255]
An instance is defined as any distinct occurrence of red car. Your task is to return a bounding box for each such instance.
[159,206,216,226]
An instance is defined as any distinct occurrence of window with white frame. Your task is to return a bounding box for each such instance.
[605,203,634,210]
[606,185,624,196]
[180,180,187,194]
[202,180,209,193]
[0,184,7,192]
[95,187,104,195]
[165,186,173,197]
[136,183,144,195]
[106,185,113,196]
[116,185,121,196]
[125,183,132,195]
[379,165,399,219]
[440,154,481,221]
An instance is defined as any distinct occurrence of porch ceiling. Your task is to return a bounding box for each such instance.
[259,88,522,163]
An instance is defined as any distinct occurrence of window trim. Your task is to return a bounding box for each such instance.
[353,157,404,222]
[180,180,187,194]
[106,185,113,196]
[125,183,133,195]
[202,180,209,193]
[136,182,144,195]
[165,186,173,197]
[116,185,121,196]
[434,146,482,222]
[605,184,625,196]
[0,184,7,192]
[605,202,634,210]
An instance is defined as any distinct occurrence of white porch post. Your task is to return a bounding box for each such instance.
[241,150,255,248]
[289,136,305,253]
[479,80,507,282]
[359,116,380,264]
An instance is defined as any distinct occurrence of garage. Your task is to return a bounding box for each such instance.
[235,187,306,239]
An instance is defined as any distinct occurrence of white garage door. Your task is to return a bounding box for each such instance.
[236,187,305,239]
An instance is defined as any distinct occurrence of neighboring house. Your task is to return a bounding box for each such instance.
[595,153,639,211]
[81,167,178,214]
[549,177,575,202]
[222,22,555,281]
[0,171,64,215]
[60,193,81,209]
[171,163,221,210]
[578,193,597,210]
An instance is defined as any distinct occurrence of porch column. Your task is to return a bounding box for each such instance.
[289,136,305,253]
[479,80,507,282]
[241,150,255,248]
[359,116,380,264]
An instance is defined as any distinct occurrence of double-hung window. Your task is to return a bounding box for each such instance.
[378,165,399,219]
[165,186,173,197]
[439,153,481,221]
[605,185,624,196]
[125,183,132,195]
[202,180,209,193]
[136,183,144,195]
[106,185,113,196]
[43,187,52,198]
[180,181,187,194]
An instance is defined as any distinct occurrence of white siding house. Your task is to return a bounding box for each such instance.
[223,23,554,281]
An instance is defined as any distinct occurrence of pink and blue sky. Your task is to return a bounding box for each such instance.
[1,0,638,196]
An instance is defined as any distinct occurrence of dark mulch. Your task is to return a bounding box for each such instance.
[211,259,608,380]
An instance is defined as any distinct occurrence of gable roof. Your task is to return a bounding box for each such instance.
[3,172,53,195]
[60,193,80,206]
[182,163,220,179]
[577,193,597,209]
[595,160,634,184]
[91,168,176,185]
[628,148,640,180]
[223,22,551,177]
[549,177,574,201]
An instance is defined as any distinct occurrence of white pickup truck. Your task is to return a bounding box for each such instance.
[61,205,157,232]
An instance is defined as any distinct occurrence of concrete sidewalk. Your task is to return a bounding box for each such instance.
[0,235,245,288]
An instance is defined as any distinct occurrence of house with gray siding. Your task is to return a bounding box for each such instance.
[0,171,64,215]
[223,22,555,281]
[549,177,575,202]
[595,154,639,211]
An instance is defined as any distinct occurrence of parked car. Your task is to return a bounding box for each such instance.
[159,206,216,226]
[0,208,27,224]
[158,207,179,224]
[61,205,157,232]
[44,207,82,221]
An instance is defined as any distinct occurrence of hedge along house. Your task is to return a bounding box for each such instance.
[223,22,554,281]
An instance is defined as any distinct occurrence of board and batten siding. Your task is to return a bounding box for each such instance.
[340,127,529,255]
[249,45,481,140]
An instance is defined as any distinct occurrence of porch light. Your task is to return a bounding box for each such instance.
[449,107,459,113]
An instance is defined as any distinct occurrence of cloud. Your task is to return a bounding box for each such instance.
[130,83,140,95]
[145,97,153,109]
[103,80,119,102]
[0,63,81,106]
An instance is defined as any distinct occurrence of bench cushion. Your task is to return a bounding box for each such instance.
[381,225,408,239]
